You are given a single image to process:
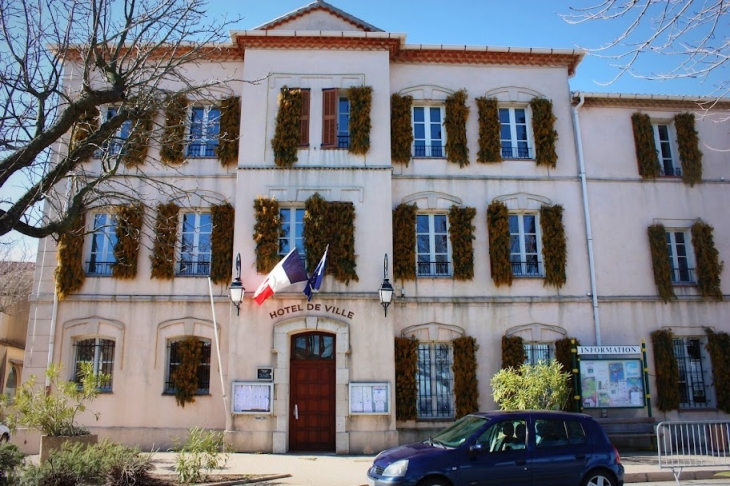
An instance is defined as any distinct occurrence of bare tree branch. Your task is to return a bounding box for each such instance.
[0,238,34,315]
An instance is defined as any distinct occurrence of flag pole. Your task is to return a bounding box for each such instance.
[208,277,230,417]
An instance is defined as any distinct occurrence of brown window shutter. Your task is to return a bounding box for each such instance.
[299,89,310,146]
[322,89,337,147]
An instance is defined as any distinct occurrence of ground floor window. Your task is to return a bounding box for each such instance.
[417,343,454,419]
[524,342,552,365]
[165,338,211,394]
[673,337,711,408]
[73,338,115,391]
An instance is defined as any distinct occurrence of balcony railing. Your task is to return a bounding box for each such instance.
[413,144,445,158]
[86,261,114,276]
[501,144,534,160]
[186,142,217,157]
[671,267,696,284]
[178,260,210,276]
[660,166,683,177]
[511,260,543,277]
[337,135,350,149]
[417,260,451,277]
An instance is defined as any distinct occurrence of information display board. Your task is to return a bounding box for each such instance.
[231,382,273,414]
[349,382,390,415]
[579,359,645,409]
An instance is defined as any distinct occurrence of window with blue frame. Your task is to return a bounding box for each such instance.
[103,107,132,155]
[187,106,220,157]
[178,212,212,276]
[87,213,117,276]
[412,106,444,158]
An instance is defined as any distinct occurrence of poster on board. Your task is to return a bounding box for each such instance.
[580,359,645,408]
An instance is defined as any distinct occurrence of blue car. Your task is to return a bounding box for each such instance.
[367,410,624,486]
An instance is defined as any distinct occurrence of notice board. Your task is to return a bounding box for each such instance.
[579,359,645,409]
[231,382,273,414]
[349,382,390,415]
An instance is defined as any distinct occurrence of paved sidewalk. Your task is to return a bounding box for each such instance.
[147,450,730,486]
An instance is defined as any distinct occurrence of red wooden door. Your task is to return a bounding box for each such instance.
[289,332,336,451]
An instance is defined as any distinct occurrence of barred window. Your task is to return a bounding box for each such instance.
[165,338,211,394]
[73,338,115,392]
[417,343,454,419]
[524,343,553,365]
[673,337,711,408]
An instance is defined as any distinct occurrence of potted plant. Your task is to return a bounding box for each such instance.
[1,362,107,462]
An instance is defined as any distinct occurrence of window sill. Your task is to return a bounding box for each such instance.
[412,156,446,160]
[672,282,697,287]
[416,275,453,279]
[85,274,113,277]
[513,275,545,279]
[185,156,217,160]
[174,274,210,278]
[502,157,535,162]
[163,391,211,396]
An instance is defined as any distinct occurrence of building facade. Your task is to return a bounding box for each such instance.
[21,1,730,454]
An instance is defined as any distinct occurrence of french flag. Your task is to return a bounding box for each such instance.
[303,245,328,301]
[253,248,308,305]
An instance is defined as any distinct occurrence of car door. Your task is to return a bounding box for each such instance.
[529,417,591,486]
[458,418,531,486]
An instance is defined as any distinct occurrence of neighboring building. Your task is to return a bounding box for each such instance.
[21,1,729,454]
[0,261,32,399]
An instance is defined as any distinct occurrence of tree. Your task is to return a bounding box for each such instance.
[491,360,571,411]
[563,1,729,102]
[0,0,250,239]
[0,239,34,315]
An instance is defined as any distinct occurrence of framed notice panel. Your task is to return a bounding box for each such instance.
[231,382,273,414]
[580,359,645,409]
[349,382,390,415]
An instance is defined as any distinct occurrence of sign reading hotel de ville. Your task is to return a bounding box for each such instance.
[577,345,641,355]
[267,303,355,320]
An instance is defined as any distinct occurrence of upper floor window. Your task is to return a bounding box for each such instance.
[412,106,444,158]
[417,213,451,277]
[73,337,115,392]
[104,107,132,155]
[524,342,552,365]
[87,213,117,276]
[179,212,211,276]
[666,229,695,284]
[165,338,211,395]
[510,213,542,277]
[279,207,305,257]
[673,337,711,408]
[322,89,350,149]
[499,107,532,159]
[653,123,681,177]
[417,342,454,419]
[187,106,220,157]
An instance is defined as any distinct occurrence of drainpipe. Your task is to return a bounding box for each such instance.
[572,92,602,346]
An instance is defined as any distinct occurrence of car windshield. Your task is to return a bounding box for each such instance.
[431,415,488,447]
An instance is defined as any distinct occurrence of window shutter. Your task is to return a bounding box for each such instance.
[674,113,703,186]
[631,113,660,178]
[299,89,310,146]
[487,201,513,286]
[539,205,567,288]
[691,221,723,300]
[322,89,337,147]
[647,223,675,303]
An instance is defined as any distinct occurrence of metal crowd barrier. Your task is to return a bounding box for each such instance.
[657,420,730,485]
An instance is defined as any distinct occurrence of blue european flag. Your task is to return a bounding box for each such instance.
[303,246,328,301]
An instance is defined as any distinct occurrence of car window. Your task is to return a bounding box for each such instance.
[535,418,571,448]
[566,419,587,445]
[432,415,488,447]
[475,419,527,452]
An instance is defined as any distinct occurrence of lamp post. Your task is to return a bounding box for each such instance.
[379,254,394,317]
[229,253,244,315]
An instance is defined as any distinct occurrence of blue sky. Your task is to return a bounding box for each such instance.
[212,0,726,97]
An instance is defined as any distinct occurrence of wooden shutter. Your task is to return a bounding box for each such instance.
[322,89,337,147]
[299,89,310,146]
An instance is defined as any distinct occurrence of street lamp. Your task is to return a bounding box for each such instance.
[379,254,394,317]
[229,253,244,315]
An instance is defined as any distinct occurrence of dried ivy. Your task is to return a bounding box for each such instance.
[444,89,470,167]
[253,197,281,274]
[304,193,358,283]
[648,224,675,303]
[71,107,100,151]
[391,94,414,165]
[348,86,372,155]
[393,203,417,283]
[172,336,203,408]
[650,329,680,411]
[631,113,660,179]
[394,337,418,421]
[217,96,241,166]
[476,97,501,163]
[121,108,154,168]
[160,93,188,164]
[112,203,144,280]
[705,328,730,413]
[488,201,512,287]
[540,205,567,288]
[529,98,558,168]
[691,221,723,301]
[150,202,180,280]
[448,205,476,281]
[210,203,235,284]
[555,337,580,411]
[674,113,703,186]
[271,86,303,167]
[453,336,479,418]
[55,213,86,299]
[501,335,526,370]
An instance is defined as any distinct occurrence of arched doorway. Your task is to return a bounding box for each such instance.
[289,331,336,451]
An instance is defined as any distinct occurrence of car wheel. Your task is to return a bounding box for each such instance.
[581,470,615,486]
[0,433,9,443]
[417,477,453,486]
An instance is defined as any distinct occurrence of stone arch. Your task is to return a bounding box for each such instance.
[271,316,350,453]
[399,85,454,102]
[155,317,216,370]
[62,316,126,371]
[402,191,462,211]
[401,322,465,341]
[505,323,567,342]
[483,86,544,103]
[492,192,552,211]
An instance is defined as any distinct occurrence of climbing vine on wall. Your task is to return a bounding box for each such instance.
[150,202,180,280]
[253,197,281,274]
[555,337,580,411]
[217,96,241,166]
[348,86,372,155]
[112,203,144,280]
[453,336,479,418]
[71,107,100,151]
[210,203,235,284]
[160,93,188,164]
[705,328,730,413]
[651,329,680,411]
[391,94,414,165]
[529,98,558,168]
[448,205,476,280]
[631,113,660,179]
[501,335,526,370]
[172,336,202,408]
[488,201,512,287]
[394,337,418,421]
[271,86,303,167]
[648,224,675,303]
[444,89,469,167]
[304,193,358,283]
[122,108,154,168]
[476,97,501,163]
[691,221,723,301]
[674,113,703,186]
[540,205,567,288]
[55,213,86,299]
[393,203,417,282]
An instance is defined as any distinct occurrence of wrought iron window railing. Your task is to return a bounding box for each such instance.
[186,142,218,157]
[671,267,695,284]
[178,260,210,276]
[165,340,211,394]
[337,135,350,149]
[73,339,115,392]
[501,144,533,159]
[417,260,451,277]
[674,338,710,408]
[413,144,445,158]
[417,343,454,419]
[511,260,542,277]
[86,261,114,276]
[660,166,683,177]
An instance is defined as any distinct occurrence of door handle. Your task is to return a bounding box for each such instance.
[294,404,299,420]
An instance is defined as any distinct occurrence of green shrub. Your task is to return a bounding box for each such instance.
[172,427,229,484]
[0,442,24,485]
[491,360,570,410]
